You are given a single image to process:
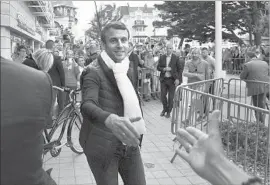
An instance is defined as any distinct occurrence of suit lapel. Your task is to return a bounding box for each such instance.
[169,54,173,67]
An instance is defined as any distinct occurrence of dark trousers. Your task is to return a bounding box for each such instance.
[83,125,145,185]
[86,145,146,185]
[160,78,176,113]
[52,89,64,115]
[252,93,268,123]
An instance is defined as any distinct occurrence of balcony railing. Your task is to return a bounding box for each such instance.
[132,20,147,28]
[27,1,54,27]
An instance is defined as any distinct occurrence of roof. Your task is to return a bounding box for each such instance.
[118,5,155,16]
[52,1,77,9]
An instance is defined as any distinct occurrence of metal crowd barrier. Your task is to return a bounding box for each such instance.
[223,57,245,75]
[170,78,270,184]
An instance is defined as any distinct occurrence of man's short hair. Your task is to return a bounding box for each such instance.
[45,40,54,50]
[101,21,130,44]
[201,47,208,51]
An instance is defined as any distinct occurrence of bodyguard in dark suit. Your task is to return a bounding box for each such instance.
[240,50,270,123]
[157,44,182,118]
[128,42,144,91]
[1,57,56,185]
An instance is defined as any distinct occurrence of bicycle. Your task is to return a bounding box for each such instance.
[43,86,83,158]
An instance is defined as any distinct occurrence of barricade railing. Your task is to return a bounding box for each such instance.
[171,78,225,134]
[222,57,245,75]
[226,79,269,122]
[170,80,270,184]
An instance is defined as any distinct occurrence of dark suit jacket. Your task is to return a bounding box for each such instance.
[23,58,39,70]
[129,52,143,90]
[240,59,270,96]
[157,53,183,83]
[1,57,56,185]
[80,56,143,152]
[48,56,65,87]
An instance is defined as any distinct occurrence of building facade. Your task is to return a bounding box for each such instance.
[118,4,168,44]
[1,1,54,59]
[50,1,78,42]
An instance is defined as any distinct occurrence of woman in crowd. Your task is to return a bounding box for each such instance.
[144,50,159,100]
[23,48,54,72]
[62,49,80,105]
[12,45,27,63]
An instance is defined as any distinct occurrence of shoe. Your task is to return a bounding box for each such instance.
[160,110,166,117]
[165,112,170,118]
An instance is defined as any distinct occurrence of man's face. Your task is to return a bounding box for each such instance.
[53,51,59,56]
[166,45,173,55]
[78,58,85,67]
[66,50,74,59]
[201,50,208,58]
[103,28,129,63]
[19,48,27,58]
[191,49,200,60]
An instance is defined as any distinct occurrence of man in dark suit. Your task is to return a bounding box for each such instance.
[1,57,56,185]
[157,43,183,118]
[128,42,144,91]
[46,40,66,117]
[240,50,270,123]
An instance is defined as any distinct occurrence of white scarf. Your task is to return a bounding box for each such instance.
[101,51,146,135]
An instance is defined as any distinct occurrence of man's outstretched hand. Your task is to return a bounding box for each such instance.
[105,114,141,147]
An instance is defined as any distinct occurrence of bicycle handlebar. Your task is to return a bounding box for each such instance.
[52,86,81,92]
[52,86,81,104]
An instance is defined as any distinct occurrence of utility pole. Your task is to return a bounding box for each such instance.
[214,1,223,78]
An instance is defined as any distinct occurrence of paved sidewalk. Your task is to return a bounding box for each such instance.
[43,100,210,185]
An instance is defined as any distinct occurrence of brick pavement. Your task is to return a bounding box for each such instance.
[43,100,210,185]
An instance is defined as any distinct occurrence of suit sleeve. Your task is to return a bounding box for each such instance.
[157,56,165,72]
[57,59,66,86]
[178,57,185,83]
[240,64,248,80]
[80,69,111,124]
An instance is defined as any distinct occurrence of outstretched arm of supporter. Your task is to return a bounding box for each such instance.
[176,110,258,185]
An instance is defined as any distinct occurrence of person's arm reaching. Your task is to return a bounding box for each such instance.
[175,110,262,185]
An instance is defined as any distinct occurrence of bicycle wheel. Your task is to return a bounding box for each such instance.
[67,112,83,154]
[48,117,69,157]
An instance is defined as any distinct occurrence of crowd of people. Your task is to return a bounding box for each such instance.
[1,20,267,185]
[222,45,269,73]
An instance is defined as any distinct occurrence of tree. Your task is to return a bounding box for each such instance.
[153,1,269,47]
[85,4,123,42]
